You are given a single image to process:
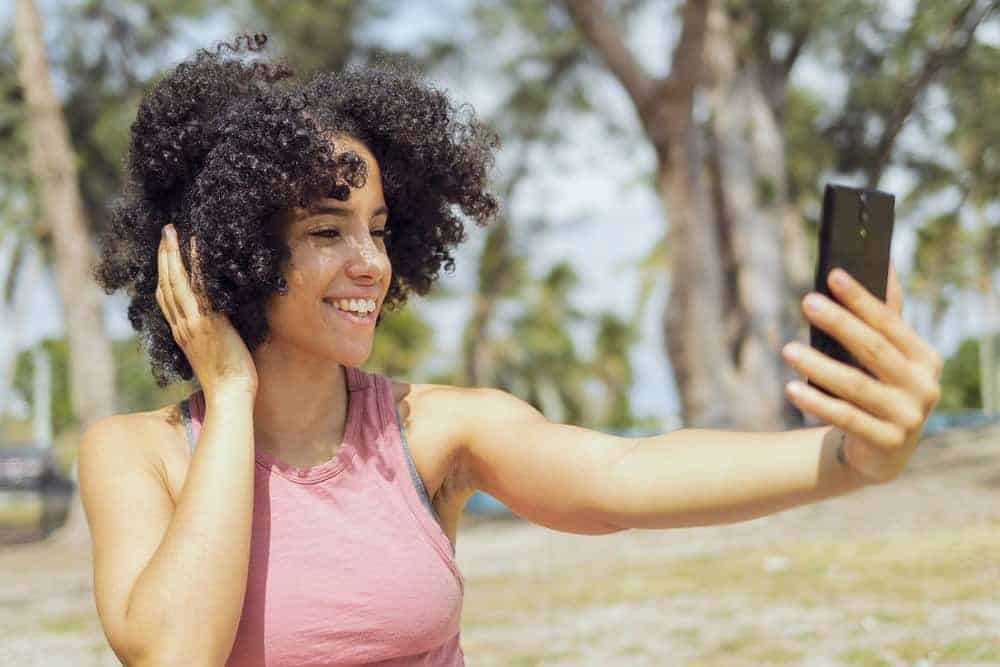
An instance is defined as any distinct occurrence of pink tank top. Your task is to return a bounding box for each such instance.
[180,366,465,666]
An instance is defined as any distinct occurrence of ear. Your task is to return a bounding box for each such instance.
[886,260,903,316]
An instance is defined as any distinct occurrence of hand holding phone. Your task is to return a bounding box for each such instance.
[785,183,944,485]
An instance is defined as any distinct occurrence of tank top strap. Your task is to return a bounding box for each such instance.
[178,368,437,530]
[179,367,378,455]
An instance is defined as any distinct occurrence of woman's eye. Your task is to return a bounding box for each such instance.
[312,229,388,239]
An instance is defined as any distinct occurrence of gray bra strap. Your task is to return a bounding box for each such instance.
[180,399,196,453]
[394,402,440,523]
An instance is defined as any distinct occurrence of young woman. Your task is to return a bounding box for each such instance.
[78,34,943,667]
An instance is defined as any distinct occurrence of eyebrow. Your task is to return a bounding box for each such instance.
[310,204,389,219]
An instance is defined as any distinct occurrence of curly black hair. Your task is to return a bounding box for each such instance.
[94,33,500,387]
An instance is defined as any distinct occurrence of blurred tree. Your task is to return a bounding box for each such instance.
[939,337,982,409]
[902,29,1000,412]
[589,312,639,429]
[489,261,591,425]
[238,0,458,73]
[13,336,191,435]
[478,0,995,429]
[368,307,435,379]
[13,338,71,435]
[13,0,119,546]
[457,5,655,430]
[458,42,571,388]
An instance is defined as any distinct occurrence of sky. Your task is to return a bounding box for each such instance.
[4,0,998,428]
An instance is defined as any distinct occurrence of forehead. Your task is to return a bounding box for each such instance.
[276,134,386,230]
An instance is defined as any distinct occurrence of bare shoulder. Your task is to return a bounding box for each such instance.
[386,378,488,499]
[80,405,189,503]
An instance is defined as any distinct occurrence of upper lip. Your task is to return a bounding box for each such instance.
[324,293,380,302]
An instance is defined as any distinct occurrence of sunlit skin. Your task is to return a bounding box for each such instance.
[153,138,944,536]
[781,263,944,483]
[248,135,392,468]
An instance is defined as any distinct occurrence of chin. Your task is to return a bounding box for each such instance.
[330,340,375,368]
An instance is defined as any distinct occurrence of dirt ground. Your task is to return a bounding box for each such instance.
[1,422,998,666]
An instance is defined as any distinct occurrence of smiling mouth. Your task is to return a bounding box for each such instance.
[324,300,377,325]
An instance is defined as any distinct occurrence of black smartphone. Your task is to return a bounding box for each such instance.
[808,184,895,397]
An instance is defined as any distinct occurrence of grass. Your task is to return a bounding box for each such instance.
[0,498,42,526]
[463,521,1000,627]
[460,521,1000,664]
[695,627,805,665]
[38,611,96,635]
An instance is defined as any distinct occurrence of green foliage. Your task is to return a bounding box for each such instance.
[113,337,192,413]
[12,314,435,432]
[938,337,982,410]
[13,339,73,433]
[12,336,193,432]
[591,312,639,430]
[240,0,455,75]
[367,305,435,379]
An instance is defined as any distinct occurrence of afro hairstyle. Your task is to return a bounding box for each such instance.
[94,33,500,387]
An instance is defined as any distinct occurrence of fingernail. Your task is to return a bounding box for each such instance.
[804,293,825,312]
[830,268,848,288]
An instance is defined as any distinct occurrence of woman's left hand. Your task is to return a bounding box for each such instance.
[781,261,943,484]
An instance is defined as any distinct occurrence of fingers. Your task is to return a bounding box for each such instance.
[162,225,203,321]
[827,266,940,375]
[782,342,924,430]
[802,290,915,388]
[886,261,903,315]
[156,229,179,327]
[785,380,906,452]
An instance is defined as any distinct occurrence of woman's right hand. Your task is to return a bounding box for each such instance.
[156,224,259,397]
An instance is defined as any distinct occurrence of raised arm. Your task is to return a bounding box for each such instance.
[80,225,261,665]
[453,386,867,532]
[81,389,256,666]
[454,263,942,533]
[586,424,867,529]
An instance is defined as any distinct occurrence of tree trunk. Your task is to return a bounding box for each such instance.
[657,111,735,427]
[565,0,811,428]
[700,2,801,430]
[14,0,118,547]
[977,219,999,415]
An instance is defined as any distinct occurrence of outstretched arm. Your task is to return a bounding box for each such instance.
[590,424,865,529]
[452,263,941,534]
[453,387,865,533]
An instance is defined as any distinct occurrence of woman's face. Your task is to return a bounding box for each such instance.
[264,135,392,367]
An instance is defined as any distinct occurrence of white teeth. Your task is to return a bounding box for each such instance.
[332,298,375,315]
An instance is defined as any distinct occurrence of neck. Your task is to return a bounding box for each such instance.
[248,339,351,462]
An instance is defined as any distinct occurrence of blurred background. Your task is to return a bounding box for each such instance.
[1,0,998,665]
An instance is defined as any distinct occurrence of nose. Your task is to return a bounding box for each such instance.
[344,234,387,281]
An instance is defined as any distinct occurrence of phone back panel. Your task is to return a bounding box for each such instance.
[809,185,895,389]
